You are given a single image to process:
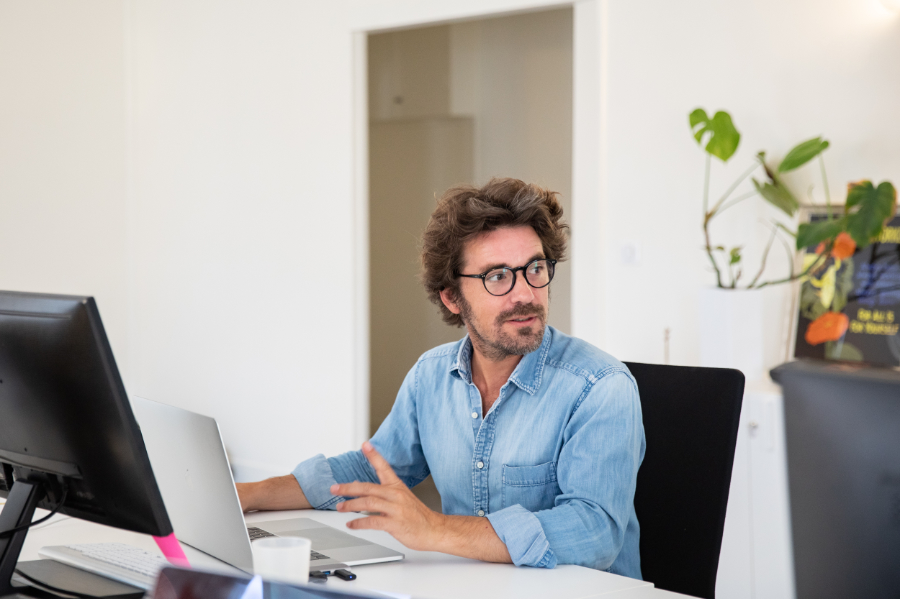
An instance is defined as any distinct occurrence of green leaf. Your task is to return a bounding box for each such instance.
[689,108,709,137]
[777,137,830,173]
[831,261,854,314]
[729,247,742,265]
[796,217,846,250]
[825,341,863,362]
[800,284,829,320]
[799,282,820,317]
[689,108,741,162]
[753,178,799,216]
[845,180,898,247]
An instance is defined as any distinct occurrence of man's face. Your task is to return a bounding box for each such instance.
[440,226,550,361]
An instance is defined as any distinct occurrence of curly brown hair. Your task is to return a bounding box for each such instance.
[421,177,569,327]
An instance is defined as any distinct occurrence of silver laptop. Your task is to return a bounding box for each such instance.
[129,396,404,573]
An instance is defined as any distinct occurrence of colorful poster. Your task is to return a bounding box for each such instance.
[794,215,900,367]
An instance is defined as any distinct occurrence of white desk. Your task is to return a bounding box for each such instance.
[13,505,690,599]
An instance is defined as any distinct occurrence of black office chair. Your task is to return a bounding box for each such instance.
[624,362,745,599]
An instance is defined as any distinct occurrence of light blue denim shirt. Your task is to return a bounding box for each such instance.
[292,326,645,578]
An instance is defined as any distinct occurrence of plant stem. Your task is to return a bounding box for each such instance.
[702,215,723,287]
[702,160,761,290]
[703,154,711,216]
[708,161,761,217]
[748,222,779,288]
[776,230,795,278]
[773,221,797,238]
[701,153,724,287]
[717,189,759,216]
[819,154,832,221]
[756,247,829,289]
[704,224,724,288]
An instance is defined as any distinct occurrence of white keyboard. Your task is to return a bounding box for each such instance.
[39,543,170,590]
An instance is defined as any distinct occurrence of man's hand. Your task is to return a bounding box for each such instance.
[236,475,311,512]
[332,442,447,551]
[332,442,512,564]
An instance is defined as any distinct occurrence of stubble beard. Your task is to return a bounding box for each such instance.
[455,292,547,362]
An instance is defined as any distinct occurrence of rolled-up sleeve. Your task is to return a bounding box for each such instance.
[490,369,644,570]
[486,505,557,568]
[541,370,644,569]
[292,454,342,509]
[292,361,430,509]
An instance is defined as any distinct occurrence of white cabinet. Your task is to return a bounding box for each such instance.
[716,384,796,599]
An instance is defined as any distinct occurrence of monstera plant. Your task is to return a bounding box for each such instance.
[690,108,897,290]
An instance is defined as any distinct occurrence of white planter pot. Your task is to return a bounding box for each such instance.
[699,288,765,382]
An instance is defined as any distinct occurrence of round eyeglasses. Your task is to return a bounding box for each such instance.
[457,259,557,297]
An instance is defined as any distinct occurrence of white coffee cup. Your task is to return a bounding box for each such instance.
[251,536,311,585]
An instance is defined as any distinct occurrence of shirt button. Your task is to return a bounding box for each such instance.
[477,510,485,517]
[471,412,478,419]
[476,461,484,469]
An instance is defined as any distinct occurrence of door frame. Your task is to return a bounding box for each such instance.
[349,0,608,445]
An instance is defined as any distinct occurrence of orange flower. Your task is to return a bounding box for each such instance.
[831,232,856,260]
[805,311,849,346]
[813,232,856,260]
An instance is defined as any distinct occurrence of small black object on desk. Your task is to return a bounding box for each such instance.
[309,568,356,583]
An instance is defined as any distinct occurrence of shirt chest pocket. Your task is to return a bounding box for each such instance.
[500,461,560,512]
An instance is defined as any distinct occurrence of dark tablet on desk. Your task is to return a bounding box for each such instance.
[152,568,382,599]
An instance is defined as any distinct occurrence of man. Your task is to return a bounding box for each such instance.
[237,178,645,578]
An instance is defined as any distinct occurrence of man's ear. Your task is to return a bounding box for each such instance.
[439,288,461,315]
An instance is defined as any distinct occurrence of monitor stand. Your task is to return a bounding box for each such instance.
[0,481,142,599]
[0,480,43,597]
[12,561,143,598]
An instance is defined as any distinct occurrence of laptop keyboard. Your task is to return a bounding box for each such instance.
[247,527,276,541]
[246,527,331,561]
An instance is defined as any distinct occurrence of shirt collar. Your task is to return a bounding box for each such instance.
[450,337,475,382]
[450,326,553,395]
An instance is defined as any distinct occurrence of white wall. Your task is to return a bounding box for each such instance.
[1,0,898,481]
[600,0,900,369]
[124,0,359,480]
[0,0,129,366]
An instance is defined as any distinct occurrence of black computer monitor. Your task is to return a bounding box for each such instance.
[772,360,900,598]
[0,290,172,596]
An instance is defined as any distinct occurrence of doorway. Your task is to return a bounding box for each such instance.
[367,7,573,509]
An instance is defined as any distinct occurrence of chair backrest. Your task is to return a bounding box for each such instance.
[624,362,744,599]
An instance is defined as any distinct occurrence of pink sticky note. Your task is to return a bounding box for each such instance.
[154,533,191,567]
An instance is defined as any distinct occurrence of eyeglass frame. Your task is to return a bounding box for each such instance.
[456,259,557,297]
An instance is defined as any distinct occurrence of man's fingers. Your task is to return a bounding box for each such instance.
[346,514,391,532]
[336,496,392,515]
[362,441,403,485]
[331,481,391,499]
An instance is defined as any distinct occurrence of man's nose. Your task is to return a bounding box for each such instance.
[510,271,536,302]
